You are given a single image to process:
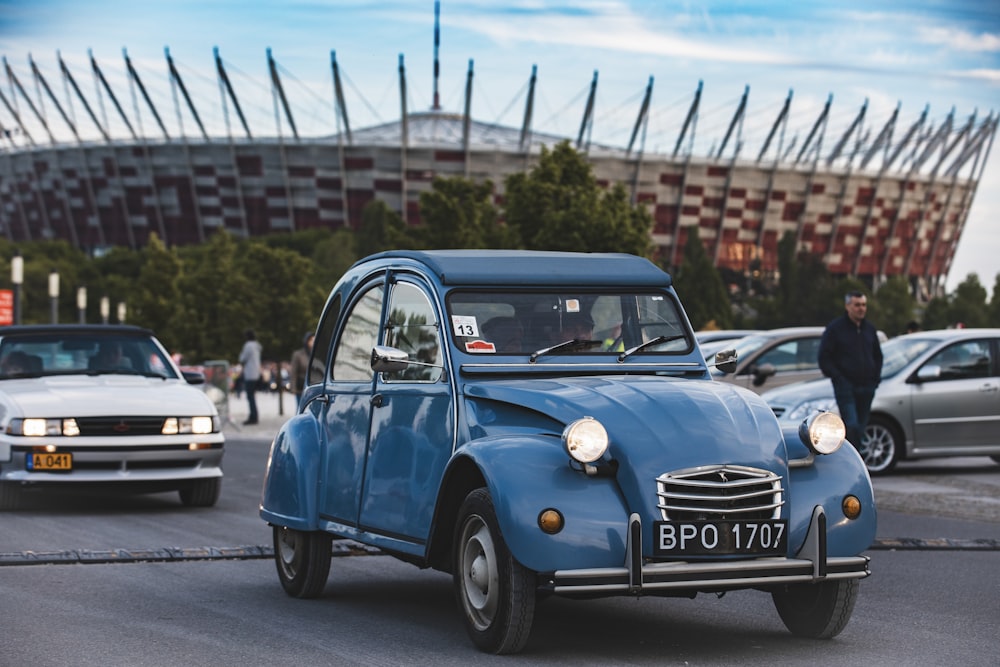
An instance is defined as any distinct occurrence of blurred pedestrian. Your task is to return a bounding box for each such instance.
[290,331,315,408]
[819,290,883,449]
[239,329,262,425]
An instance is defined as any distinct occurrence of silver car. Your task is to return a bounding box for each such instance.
[711,327,825,394]
[761,328,1000,474]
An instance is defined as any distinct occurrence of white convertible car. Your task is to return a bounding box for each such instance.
[0,325,225,510]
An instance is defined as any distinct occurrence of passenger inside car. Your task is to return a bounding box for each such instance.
[90,341,134,371]
[481,316,523,353]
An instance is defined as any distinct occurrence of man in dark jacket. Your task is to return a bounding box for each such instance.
[819,290,883,449]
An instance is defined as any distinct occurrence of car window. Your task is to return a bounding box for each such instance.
[0,333,176,379]
[383,282,442,382]
[331,284,383,382]
[446,291,688,355]
[309,294,340,386]
[925,340,993,381]
[879,336,935,377]
[742,337,820,374]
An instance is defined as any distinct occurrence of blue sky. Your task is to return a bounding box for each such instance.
[1,0,998,291]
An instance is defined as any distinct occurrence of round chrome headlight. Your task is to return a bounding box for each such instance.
[562,417,609,463]
[799,411,846,455]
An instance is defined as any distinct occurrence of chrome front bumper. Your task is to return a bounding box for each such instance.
[544,505,870,596]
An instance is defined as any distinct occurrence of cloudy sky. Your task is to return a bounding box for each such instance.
[1,0,998,290]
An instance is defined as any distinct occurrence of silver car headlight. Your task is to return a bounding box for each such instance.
[798,411,846,455]
[562,417,609,463]
[8,418,80,437]
[786,397,840,422]
[162,416,218,435]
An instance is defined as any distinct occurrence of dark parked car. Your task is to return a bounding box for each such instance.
[259,250,874,654]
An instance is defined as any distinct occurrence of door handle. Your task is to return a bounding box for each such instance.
[371,394,384,407]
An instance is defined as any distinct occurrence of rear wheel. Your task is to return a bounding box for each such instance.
[0,482,23,511]
[859,416,901,475]
[454,488,536,654]
[773,578,859,639]
[178,478,221,507]
[273,525,332,598]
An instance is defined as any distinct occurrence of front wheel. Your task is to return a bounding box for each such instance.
[178,478,221,507]
[859,416,902,475]
[453,488,536,654]
[273,525,332,598]
[772,578,859,639]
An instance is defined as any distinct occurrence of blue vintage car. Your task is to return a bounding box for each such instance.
[259,250,875,654]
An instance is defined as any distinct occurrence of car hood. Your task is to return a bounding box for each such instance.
[760,376,833,407]
[464,375,787,517]
[0,375,217,420]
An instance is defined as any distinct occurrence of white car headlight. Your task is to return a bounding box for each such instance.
[786,397,840,422]
[798,411,846,455]
[162,417,218,435]
[562,417,609,463]
[9,418,80,437]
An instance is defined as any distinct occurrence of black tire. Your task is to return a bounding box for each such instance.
[859,416,902,475]
[273,525,332,598]
[453,488,536,654]
[178,477,221,507]
[0,482,23,511]
[772,578,859,639]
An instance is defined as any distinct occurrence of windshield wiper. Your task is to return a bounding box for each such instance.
[86,368,169,379]
[529,339,603,363]
[617,334,687,362]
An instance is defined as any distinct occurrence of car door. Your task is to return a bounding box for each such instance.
[909,338,1000,451]
[318,279,384,526]
[737,335,823,393]
[359,277,454,542]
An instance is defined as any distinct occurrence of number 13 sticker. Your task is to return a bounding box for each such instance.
[451,315,479,337]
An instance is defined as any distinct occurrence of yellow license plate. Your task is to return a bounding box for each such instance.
[29,452,73,471]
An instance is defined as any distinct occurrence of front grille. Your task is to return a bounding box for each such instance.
[656,465,784,521]
[75,417,167,437]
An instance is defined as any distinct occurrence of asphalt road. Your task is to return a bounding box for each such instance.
[1,405,998,665]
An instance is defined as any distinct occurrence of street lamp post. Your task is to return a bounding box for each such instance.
[48,270,59,324]
[11,253,23,325]
[100,296,110,324]
[77,287,87,324]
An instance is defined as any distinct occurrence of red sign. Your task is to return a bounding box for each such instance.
[0,289,12,326]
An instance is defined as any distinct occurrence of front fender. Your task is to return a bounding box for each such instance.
[259,413,322,531]
[785,439,877,557]
[458,435,631,573]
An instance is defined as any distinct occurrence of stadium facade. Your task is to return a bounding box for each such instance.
[0,44,995,294]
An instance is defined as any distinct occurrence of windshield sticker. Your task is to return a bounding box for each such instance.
[466,340,496,354]
[565,299,581,313]
[451,315,480,338]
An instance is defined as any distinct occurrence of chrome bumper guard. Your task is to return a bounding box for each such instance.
[547,505,870,596]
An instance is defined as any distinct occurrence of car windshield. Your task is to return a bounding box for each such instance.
[0,333,178,380]
[879,336,936,378]
[446,290,691,356]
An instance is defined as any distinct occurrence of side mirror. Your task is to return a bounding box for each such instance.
[713,349,738,374]
[915,364,941,382]
[750,362,776,386]
[371,345,409,372]
[182,370,206,385]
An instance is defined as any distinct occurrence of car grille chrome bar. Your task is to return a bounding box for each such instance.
[656,465,784,521]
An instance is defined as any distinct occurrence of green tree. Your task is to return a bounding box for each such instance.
[922,295,951,330]
[416,176,516,249]
[503,141,651,255]
[670,226,732,330]
[174,231,255,362]
[949,273,989,328]
[988,274,1000,327]
[130,234,182,345]
[870,276,916,336]
[356,199,410,256]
